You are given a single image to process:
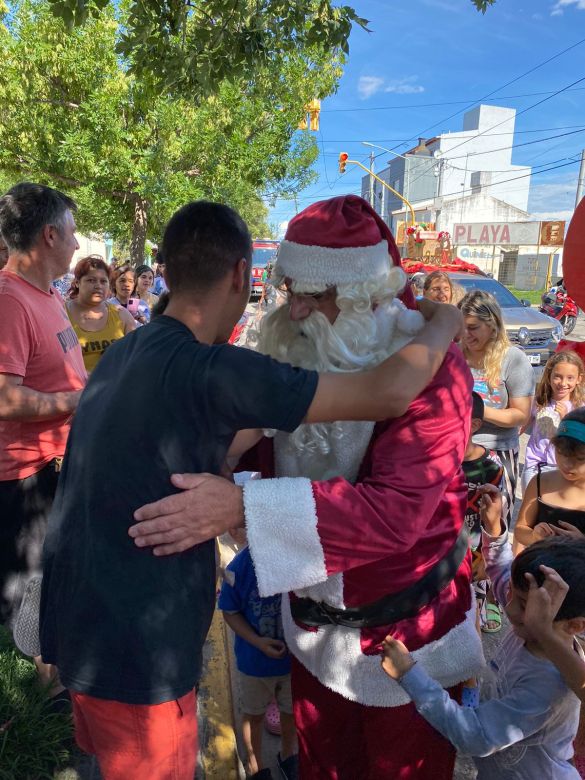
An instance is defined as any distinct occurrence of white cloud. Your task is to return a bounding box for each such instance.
[529,210,574,222]
[358,76,384,100]
[385,75,425,95]
[550,0,585,15]
[385,81,425,95]
[358,75,425,99]
[528,175,577,214]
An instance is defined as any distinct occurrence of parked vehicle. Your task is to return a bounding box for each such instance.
[539,286,578,336]
[228,312,250,345]
[250,239,279,300]
[447,272,565,367]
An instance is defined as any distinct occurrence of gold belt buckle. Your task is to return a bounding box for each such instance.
[54,457,64,473]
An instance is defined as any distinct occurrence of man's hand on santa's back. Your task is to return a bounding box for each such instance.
[129,473,245,555]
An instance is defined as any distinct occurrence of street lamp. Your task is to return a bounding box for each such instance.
[337,151,416,226]
[361,141,410,162]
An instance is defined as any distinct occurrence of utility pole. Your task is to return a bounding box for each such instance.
[575,149,585,208]
[369,151,375,209]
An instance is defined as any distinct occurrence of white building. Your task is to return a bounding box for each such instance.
[72,234,108,265]
[362,104,532,234]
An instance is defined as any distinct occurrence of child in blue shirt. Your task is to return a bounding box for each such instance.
[218,544,298,780]
[381,484,585,779]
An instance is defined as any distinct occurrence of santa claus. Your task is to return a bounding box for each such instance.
[134,195,485,778]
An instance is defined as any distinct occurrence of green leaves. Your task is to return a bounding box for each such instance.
[1,0,339,258]
[471,0,496,10]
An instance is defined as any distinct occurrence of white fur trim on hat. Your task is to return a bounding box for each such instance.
[282,589,485,708]
[274,239,392,288]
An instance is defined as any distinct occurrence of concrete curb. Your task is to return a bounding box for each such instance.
[197,609,242,779]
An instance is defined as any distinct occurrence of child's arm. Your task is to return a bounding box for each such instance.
[381,637,564,757]
[513,475,555,549]
[524,566,585,703]
[477,484,514,607]
[222,611,287,659]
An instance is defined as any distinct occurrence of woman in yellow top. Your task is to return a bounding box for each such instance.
[66,256,136,372]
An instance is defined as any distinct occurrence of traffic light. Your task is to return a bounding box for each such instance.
[338,152,349,174]
[308,98,321,131]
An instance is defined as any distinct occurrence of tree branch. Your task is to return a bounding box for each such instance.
[33,99,80,109]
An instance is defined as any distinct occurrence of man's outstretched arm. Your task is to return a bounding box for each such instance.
[130,347,472,591]
[305,300,461,423]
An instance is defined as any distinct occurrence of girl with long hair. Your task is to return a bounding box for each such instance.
[515,406,585,547]
[522,350,585,491]
[133,264,159,312]
[67,256,135,372]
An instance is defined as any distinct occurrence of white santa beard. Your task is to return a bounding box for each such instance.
[251,299,422,465]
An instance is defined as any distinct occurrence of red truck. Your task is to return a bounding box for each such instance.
[250,239,280,300]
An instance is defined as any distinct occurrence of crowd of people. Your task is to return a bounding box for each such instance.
[0,181,584,780]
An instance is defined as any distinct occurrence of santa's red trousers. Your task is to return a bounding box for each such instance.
[291,657,460,780]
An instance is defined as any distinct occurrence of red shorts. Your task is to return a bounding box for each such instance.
[71,690,197,780]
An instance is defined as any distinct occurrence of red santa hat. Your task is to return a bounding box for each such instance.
[274,195,406,293]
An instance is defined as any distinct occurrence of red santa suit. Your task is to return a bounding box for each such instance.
[241,196,485,779]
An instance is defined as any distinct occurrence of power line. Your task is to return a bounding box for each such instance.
[385,36,585,153]
[319,127,585,165]
[428,75,585,161]
[319,125,585,143]
[267,157,579,209]
[323,87,585,114]
[402,159,581,205]
[401,76,585,191]
[434,127,585,163]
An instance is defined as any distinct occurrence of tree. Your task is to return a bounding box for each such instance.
[38,1,495,98]
[0,0,341,262]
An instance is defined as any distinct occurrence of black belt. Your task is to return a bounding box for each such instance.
[290,527,469,629]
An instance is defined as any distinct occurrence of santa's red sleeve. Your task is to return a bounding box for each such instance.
[244,346,473,597]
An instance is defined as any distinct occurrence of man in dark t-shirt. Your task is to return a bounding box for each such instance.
[40,200,461,780]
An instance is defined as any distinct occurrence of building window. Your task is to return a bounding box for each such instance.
[498,251,518,287]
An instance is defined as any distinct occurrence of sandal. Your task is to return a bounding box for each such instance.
[481,603,502,633]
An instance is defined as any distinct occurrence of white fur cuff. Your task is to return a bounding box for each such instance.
[243,477,328,597]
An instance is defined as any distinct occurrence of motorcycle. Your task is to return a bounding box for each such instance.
[539,286,579,336]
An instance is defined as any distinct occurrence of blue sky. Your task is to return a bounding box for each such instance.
[269,0,585,234]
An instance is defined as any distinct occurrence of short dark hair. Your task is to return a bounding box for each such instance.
[471,391,484,422]
[0,182,77,252]
[161,201,252,292]
[511,537,585,620]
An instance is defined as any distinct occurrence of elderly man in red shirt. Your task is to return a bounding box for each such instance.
[0,182,86,699]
